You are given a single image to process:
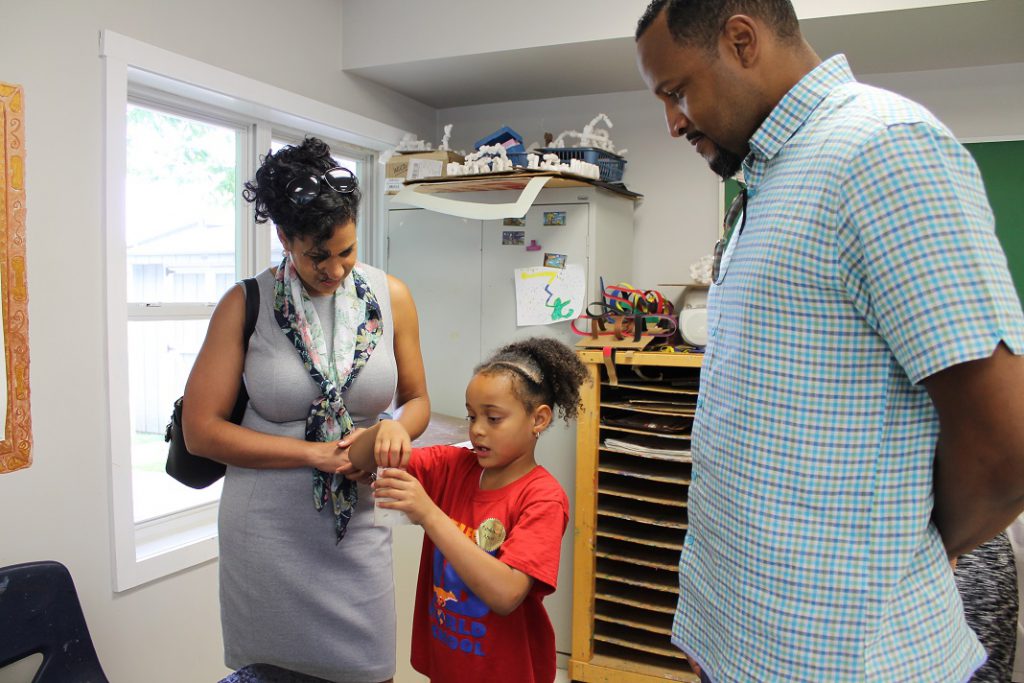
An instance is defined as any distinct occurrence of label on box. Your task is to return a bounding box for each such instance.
[384,177,404,194]
[407,158,444,180]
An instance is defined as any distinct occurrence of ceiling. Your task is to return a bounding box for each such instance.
[344,0,1024,109]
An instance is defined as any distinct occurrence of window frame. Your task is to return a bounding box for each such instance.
[102,30,406,591]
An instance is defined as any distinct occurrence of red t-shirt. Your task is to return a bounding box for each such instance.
[407,445,569,683]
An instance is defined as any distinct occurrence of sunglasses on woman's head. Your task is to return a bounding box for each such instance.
[285,167,358,206]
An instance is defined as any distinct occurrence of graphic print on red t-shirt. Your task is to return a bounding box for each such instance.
[429,520,494,656]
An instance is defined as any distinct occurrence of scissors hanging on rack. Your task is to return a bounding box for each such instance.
[571,300,677,342]
[602,282,675,316]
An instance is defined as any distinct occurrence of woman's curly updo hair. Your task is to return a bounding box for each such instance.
[475,337,590,427]
[242,137,361,244]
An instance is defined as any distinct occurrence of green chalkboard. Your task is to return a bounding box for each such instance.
[965,140,1024,305]
[723,177,743,233]
[722,142,1023,304]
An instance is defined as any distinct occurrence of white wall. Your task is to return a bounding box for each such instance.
[438,60,1024,310]
[342,0,983,68]
[862,62,1024,141]
[0,1,432,682]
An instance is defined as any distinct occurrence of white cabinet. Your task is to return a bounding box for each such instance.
[387,183,636,660]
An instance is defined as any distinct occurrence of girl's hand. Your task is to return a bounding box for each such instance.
[373,468,438,526]
[372,419,412,469]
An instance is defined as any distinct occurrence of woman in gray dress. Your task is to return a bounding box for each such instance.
[183,137,430,682]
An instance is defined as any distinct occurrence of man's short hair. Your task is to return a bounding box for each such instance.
[636,0,801,51]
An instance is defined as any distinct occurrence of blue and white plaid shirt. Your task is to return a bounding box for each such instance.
[675,54,1024,682]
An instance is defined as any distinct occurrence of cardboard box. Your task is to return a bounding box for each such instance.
[385,151,464,194]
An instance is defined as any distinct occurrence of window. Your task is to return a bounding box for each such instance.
[127,103,242,523]
[103,30,403,591]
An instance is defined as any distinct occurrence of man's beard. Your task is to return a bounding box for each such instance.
[706,143,744,180]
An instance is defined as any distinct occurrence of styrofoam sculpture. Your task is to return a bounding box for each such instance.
[396,132,432,152]
[689,254,715,285]
[445,145,599,179]
[438,124,453,151]
[550,113,628,156]
[381,126,464,165]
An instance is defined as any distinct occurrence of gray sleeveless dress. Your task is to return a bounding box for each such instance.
[219,265,397,682]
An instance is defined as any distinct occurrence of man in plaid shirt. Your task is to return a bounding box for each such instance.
[636,1,1024,681]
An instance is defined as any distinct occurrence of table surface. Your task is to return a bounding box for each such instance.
[413,412,468,448]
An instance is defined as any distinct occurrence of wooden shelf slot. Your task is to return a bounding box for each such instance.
[597,515,686,551]
[597,557,679,593]
[602,381,699,396]
[595,599,675,636]
[595,579,679,614]
[599,451,692,483]
[601,423,693,442]
[598,481,687,508]
[588,648,698,681]
[597,536,681,569]
[594,621,686,660]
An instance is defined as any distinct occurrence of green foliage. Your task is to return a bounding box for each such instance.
[127,105,237,210]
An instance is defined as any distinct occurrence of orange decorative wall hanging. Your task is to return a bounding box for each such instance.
[0,82,32,473]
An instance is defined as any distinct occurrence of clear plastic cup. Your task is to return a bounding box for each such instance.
[373,467,412,527]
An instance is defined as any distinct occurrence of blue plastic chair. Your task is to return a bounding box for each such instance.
[0,560,109,682]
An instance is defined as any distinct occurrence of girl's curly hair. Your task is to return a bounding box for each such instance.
[475,337,590,425]
[242,137,361,244]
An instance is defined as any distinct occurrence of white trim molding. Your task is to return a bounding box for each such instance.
[102,29,407,591]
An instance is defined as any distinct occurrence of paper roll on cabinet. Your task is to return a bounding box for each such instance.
[571,350,702,683]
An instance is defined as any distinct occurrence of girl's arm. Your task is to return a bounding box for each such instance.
[347,421,385,472]
[374,468,534,616]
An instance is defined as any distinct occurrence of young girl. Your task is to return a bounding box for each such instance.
[352,337,589,683]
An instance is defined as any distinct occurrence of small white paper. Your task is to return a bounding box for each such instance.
[373,467,412,527]
[514,264,585,326]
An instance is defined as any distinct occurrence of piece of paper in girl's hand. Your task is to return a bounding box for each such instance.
[373,467,412,527]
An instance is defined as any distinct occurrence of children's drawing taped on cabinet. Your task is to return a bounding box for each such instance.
[387,185,636,660]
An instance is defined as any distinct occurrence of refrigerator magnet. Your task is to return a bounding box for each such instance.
[502,230,525,246]
[543,211,566,226]
[543,252,567,269]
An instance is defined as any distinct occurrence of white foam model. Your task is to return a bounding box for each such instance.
[689,254,714,285]
[549,113,628,156]
[445,147,600,179]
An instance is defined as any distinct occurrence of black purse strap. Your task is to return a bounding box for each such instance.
[229,278,260,422]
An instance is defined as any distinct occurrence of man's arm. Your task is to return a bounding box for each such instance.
[925,343,1024,556]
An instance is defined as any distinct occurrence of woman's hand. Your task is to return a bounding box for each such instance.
[311,428,372,483]
[372,419,412,469]
[373,468,438,526]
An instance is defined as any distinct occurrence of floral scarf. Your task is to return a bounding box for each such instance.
[273,254,382,543]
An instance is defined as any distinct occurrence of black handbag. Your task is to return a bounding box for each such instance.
[164,278,260,489]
